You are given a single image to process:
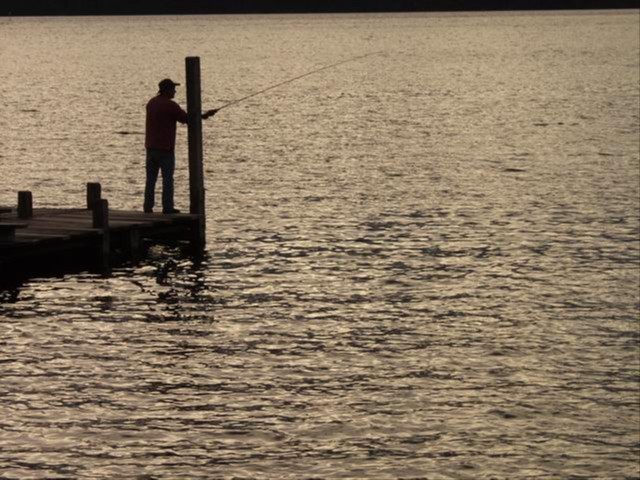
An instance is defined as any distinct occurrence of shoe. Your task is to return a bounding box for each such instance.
[163,208,181,214]
[144,208,153,213]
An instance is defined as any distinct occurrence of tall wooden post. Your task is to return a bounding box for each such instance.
[186,56,206,252]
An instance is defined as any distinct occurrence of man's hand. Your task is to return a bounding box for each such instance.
[203,109,219,120]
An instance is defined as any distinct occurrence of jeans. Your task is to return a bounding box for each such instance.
[144,149,175,213]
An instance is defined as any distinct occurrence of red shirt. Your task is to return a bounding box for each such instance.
[145,95,188,152]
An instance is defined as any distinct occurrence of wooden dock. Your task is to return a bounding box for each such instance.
[0,186,204,282]
[0,56,209,284]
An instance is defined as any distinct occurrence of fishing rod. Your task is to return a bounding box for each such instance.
[115,52,379,135]
[215,51,381,111]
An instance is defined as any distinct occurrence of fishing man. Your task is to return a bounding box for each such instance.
[144,78,217,214]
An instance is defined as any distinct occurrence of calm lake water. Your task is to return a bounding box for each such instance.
[1,10,639,479]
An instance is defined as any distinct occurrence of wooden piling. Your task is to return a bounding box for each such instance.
[92,198,110,272]
[92,199,109,229]
[17,191,33,219]
[87,182,102,210]
[185,56,206,252]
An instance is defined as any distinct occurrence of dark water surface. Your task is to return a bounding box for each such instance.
[1,11,639,479]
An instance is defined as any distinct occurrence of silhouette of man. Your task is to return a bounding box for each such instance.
[144,78,217,214]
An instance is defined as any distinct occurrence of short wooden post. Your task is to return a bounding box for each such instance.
[92,198,110,272]
[87,182,102,210]
[17,191,33,219]
[186,56,206,251]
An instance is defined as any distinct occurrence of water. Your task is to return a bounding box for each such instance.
[1,10,639,478]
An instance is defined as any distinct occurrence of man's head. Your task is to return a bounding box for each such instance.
[158,78,180,98]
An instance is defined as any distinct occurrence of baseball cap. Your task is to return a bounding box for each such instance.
[158,78,180,92]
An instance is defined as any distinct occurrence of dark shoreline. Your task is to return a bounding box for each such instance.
[3,1,639,17]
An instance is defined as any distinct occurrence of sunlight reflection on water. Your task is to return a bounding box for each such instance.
[0,10,639,479]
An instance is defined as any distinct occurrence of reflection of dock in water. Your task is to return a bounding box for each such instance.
[0,56,207,284]
[0,184,204,282]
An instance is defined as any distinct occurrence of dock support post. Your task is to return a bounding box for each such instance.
[17,191,33,219]
[87,182,102,210]
[92,199,110,272]
[126,227,141,262]
[186,56,206,253]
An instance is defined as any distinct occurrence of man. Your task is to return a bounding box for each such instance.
[144,78,217,214]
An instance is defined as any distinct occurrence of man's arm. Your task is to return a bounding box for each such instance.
[178,105,218,123]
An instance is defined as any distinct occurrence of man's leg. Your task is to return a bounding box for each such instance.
[160,151,176,213]
[144,150,161,213]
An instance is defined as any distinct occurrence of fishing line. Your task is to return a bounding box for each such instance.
[116,52,380,135]
[216,51,382,111]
